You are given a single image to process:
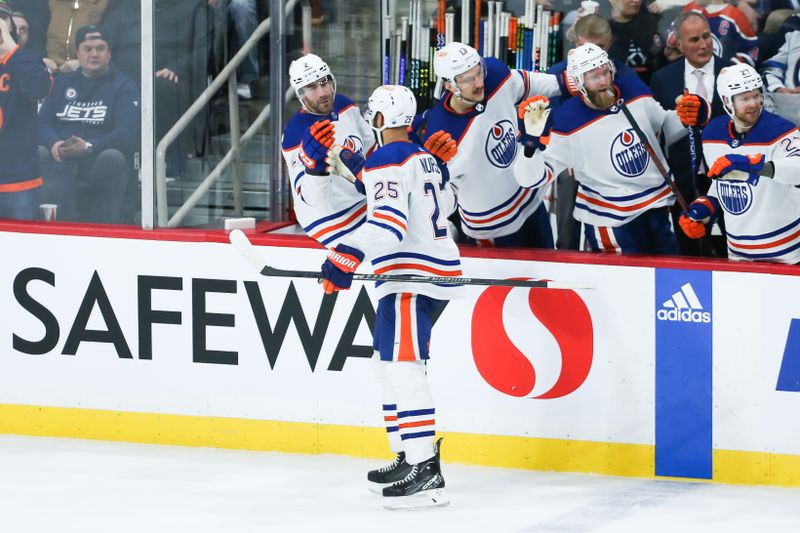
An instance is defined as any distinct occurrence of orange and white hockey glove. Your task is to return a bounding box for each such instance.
[424,130,457,163]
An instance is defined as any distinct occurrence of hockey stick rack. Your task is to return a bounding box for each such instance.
[228,230,592,290]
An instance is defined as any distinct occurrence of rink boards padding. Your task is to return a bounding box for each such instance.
[0,223,799,487]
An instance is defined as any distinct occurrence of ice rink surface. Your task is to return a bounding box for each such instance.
[1,435,797,533]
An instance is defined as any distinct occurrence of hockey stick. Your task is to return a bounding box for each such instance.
[618,100,718,252]
[228,230,593,290]
[618,100,690,211]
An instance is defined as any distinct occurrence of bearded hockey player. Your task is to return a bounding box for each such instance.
[520,43,707,254]
[281,54,375,248]
[680,63,800,264]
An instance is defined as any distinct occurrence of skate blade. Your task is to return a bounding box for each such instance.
[382,488,450,511]
[368,481,390,495]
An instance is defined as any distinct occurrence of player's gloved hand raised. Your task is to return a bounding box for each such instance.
[678,196,717,239]
[320,244,364,294]
[424,130,457,163]
[708,153,765,185]
[518,96,552,156]
[299,119,335,175]
[675,90,711,127]
[326,145,366,194]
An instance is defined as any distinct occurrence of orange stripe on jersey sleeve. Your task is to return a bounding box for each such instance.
[729,229,800,250]
[374,263,463,277]
[309,204,368,240]
[373,211,408,231]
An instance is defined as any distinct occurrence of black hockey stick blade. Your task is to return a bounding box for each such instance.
[228,230,593,290]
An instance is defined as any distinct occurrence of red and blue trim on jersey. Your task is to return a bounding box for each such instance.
[726,215,800,261]
[382,403,399,434]
[575,182,673,222]
[302,199,367,247]
[702,111,798,149]
[458,186,538,232]
[369,205,408,242]
[371,251,463,279]
[397,407,436,442]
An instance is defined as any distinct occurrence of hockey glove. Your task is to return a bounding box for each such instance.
[424,130,457,163]
[678,196,718,239]
[299,119,335,175]
[558,71,580,98]
[675,90,711,127]
[326,145,366,194]
[320,244,364,294]
[708,153,765,185]
[517,96,552,157]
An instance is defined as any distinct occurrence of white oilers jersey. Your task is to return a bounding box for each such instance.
[342,140,463,301]
[764,31,800,91]
[422,57,561,239]
[281,94,375,248]
[702,111,800,264]
[539,75,685,227]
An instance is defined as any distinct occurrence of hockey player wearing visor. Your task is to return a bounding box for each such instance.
[419,41,572,248]
[680,64,800,264]
[321,85,461,511]
[522,43,709,254]
[280,54,375,248]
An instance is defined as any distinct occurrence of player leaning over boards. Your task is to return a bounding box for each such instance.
[679,64,800,264]
[320,85,462,511]
[280,54,375,248]
[419,42,569,249]
[521,43,708,254]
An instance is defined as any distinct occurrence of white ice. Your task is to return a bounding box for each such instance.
[0,435,797,533]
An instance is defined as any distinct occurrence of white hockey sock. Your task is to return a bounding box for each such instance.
[372,358,402,454]
[385,361,436,465]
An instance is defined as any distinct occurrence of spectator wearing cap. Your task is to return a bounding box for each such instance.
[46,0,108,73]
[0,0,52,220]
[37,24,140,223]
[650,11,726,257]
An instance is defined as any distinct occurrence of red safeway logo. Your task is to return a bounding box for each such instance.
[471,284,594,399]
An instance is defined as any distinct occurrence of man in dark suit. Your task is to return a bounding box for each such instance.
[651,11,726,257]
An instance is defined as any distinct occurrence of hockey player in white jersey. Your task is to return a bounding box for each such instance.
[420,41,568,248]
[320,85,461,510]
[280,54,375,248]
[520,43,709,254]
[679,64,800,264]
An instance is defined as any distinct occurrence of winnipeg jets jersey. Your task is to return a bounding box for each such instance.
[537,75,685,227]
[281,94,375,247]
[341,140,463,301]
[683,3,758,67]
[702,111,800,264]
[422,57,560,240]
[764,31,800,91]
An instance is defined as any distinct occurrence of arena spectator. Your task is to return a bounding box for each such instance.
[651,11,727,257]
[209,0,260,99]
[608,0,666,84]
[37,24,139,223]
[9,0,48,55]
[679,0,758,66]
[0,0,52,220]
[46,0,108,73]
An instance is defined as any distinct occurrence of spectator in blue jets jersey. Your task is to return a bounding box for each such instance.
[37,24,139,223]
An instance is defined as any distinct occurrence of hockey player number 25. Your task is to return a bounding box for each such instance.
[423,181,448,239]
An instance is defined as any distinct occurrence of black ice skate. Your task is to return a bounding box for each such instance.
[367,451,414,494]
[382,438,449,510]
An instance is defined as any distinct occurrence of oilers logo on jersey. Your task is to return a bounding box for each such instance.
[717,180,753,215]
[610,129,649,177]
[343,135,364,156]
[485,119,517,168]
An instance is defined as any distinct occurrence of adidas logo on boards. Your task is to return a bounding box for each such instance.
[657,283,711,324]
